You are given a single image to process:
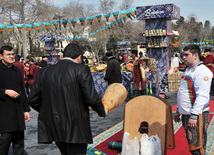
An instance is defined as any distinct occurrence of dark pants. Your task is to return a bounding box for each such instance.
[211,78,214,94]
[55,142,87,155]
[0,131,24,155]
[182,112,209,155]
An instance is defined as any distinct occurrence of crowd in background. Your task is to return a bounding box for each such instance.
[13,55,49,96]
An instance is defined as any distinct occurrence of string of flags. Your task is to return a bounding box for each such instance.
[53,12,137,46]
[0,8,136,34]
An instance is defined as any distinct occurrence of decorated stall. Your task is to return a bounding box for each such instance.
[136,4,180,93]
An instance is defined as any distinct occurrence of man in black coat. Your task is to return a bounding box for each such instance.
[27,42,107,155]
[0,45,30,155]
[104,52,122,85]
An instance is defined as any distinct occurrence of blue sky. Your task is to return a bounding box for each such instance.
[53,0,214,25]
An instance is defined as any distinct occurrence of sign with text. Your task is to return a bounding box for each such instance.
[136,4,180,20]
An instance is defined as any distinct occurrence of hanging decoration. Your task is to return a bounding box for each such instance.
[0,24,4,34]
[52,21,59,30]
[121,10,127,21]
[96,14,102,23]
[87,16,94,25]
[101,27,105,33]
[34,23,42,32]
[61,19,68,28]
[113,11,119,20]
[7,24,14,34]
[116,19,121,26]
[15,24,23,33]
[70,19,77,27]
[0,7,141,42]
[43,22,51,31]
[127,13,133,20]
[113,21,117,28]
[25,23,33,33]
[104,13,111,22]
[79,17,86,26]
[129,8,136,17]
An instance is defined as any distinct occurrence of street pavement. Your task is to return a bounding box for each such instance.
[9,92,179,154]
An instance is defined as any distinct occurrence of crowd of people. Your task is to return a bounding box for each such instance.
[0,43,213,155]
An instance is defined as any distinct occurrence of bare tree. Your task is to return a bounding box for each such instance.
[98,0,116,14]
[0,0,56,58]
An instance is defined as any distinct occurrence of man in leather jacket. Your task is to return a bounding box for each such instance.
[27,42,107,155]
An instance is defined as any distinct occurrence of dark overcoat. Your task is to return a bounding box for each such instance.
[0,60,30,133]
[104,57,122,85]
[27,59,105,144]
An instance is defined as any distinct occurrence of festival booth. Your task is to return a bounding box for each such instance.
[40,35,62,64]
[136,4,180,93]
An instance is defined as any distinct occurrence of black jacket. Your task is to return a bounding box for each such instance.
[27,59,105,144]
[0,61,30,133]
[104,57,122,85]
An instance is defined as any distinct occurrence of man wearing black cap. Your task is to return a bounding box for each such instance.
[104,52,122,85]
[201,48,214,94]
[27,42,107,155]
[131,50,146,98]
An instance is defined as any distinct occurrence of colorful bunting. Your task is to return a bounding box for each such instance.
[96,14,102,23]
[43,22,51,31]
[52,21,59,30]
[113,21,117,28]
[104,13,111,22]
[121,10,127,21]
[87,16,94,25]
[25,23,33,33]
[70,19,77,27]
[0,24,4,34]
[15,24,23,33]
[127,13,133,20]
[129,8,136,17]
[7,24,14,34]
[113,11,119,20]
[34,23,42,32]
[79,17,86,26]
[61,20,68,28]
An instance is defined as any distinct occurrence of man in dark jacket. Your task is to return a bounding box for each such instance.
[27,42,107,155]
[104,52,122,85]
[0,45,30,155]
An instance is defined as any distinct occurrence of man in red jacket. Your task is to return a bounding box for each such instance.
[28,57,39,89]
[201,48,214,94]
[131,50,146,98]
[13,55,25,81]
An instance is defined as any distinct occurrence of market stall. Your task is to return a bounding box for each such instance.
[91,71,132,97]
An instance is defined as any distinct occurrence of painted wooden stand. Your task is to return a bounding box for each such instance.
[123,95,175,155]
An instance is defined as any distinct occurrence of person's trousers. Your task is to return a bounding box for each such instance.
[182,112,209,155]
[55,142,87,155]
[0,131,24,155]
[211,78,214,94]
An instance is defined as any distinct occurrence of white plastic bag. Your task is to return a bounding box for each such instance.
[140,134,161,155]
[121,132,140,155]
